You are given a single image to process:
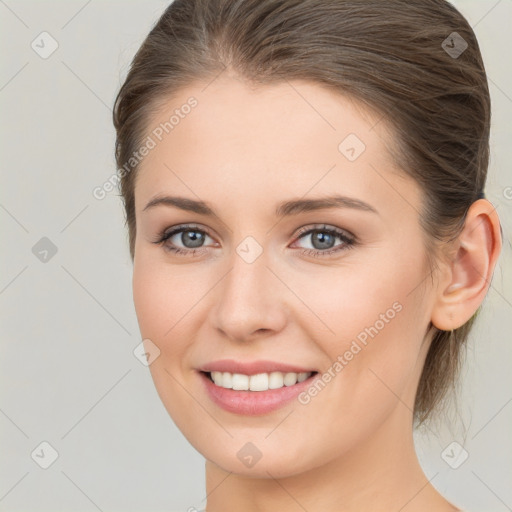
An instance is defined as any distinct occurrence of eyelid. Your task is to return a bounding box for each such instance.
[159,223,213,240]
[292,224,355,243]
[155,223,353,241]
[153,222,356,257]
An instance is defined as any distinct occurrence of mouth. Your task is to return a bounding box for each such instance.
[200,370,319,391]
[198,370,319,415]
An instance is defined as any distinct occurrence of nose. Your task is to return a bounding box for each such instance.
[211,244,288,342]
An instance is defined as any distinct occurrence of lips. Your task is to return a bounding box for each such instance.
[198,359,317,376]
[198,369,319,415]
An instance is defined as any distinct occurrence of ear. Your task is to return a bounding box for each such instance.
[431,199,502,331]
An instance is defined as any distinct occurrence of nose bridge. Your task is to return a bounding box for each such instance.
[227,242,269,300]
[212,237,285,340]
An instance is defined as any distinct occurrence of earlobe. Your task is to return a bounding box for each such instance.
[431,199,502,331]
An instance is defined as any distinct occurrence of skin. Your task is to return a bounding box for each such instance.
[131,71,501,512]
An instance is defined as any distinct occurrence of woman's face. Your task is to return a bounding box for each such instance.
[132,74,437,477]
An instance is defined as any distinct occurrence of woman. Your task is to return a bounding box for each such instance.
[113,1,502,510]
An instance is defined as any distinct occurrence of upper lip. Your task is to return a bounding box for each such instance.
[198,359,317,376]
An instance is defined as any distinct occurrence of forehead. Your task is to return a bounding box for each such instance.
[140,74,391,158]
[134,74,415,217]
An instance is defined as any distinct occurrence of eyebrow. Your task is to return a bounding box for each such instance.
[142,194,379,217]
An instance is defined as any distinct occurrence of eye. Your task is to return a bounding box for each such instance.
[291,224,356,257]
[151,223,356,258]
[151,224,216,256]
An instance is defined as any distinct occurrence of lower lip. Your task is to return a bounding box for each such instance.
[198,371,318,415]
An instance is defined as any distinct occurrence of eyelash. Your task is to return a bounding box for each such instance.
[151,223,357,258]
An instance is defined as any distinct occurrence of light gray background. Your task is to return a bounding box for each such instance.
[0,1,511,511]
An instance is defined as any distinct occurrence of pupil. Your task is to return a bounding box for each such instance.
[182,231,204,248]
[312,231,334,250]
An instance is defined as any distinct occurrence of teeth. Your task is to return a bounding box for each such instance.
[209,371,313,391]
[249,372,268,391]
[232,373,249,390]
[269,371,284,389]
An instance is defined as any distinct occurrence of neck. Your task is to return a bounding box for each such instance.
[204,405,458,512]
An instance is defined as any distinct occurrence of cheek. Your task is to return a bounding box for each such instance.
[133,261,167,339]
[292,251,427,346]
[132,255,191,343]
[132,254,216,365]
[295,245,430,409]
[132,257,202,428]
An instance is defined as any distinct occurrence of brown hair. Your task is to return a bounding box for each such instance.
[113,0,491,426]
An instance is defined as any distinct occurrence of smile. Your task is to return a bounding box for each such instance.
[198,370,319,415]
[207,370,314,391]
